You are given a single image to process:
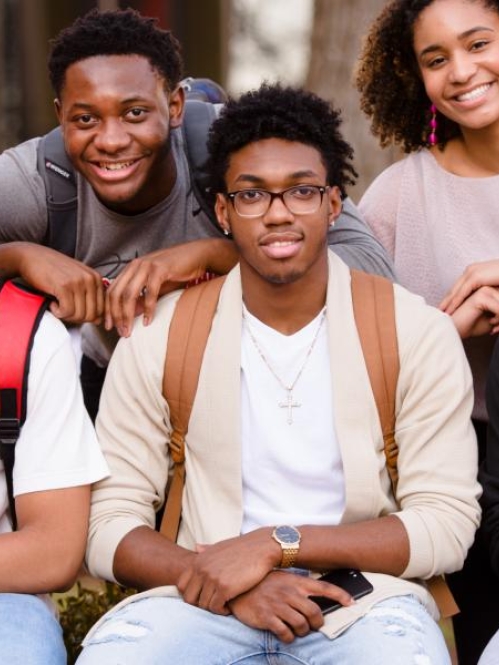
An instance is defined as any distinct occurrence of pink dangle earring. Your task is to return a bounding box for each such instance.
[428,104,438,146]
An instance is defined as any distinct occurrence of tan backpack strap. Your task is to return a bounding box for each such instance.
[351,269,400,491]
[160,276,226,541]
[350,270,458,618]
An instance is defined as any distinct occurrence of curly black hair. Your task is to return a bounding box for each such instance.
[356,0,499,152]
[205,83,357,198]
[48,8,183,97]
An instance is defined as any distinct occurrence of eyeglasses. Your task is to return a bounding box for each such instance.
[225,184,329,217]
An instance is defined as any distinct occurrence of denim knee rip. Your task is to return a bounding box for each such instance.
[368,605,432,665]
[84,615,151,645]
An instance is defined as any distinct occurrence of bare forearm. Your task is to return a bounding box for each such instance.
[297,515,410,575]
[113,525,196,590]
[0,242,30,279]
[0,527,85,593]
[0,487,91,593]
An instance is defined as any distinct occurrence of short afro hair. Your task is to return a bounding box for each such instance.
[48,8,183,97]
[205,83,357,198]
[356,0,499,151]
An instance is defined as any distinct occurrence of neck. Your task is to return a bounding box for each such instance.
[437,128,499,177]
[241,266,328,335]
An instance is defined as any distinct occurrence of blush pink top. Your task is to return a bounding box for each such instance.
[359,149,499,421]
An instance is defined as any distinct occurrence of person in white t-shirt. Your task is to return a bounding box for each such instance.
[0,306,108,665]
[77,84,480,665]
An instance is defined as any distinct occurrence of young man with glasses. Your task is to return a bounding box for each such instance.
[0,9,393,423]
[77,84,480,664]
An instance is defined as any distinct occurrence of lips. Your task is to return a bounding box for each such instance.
[87,157,142,182]
[455,83,492,102]
[260,232,303,259]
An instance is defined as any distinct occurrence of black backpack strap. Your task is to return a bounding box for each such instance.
[182,98,224,233]
[37,127,78,257]
[0,280,48,529]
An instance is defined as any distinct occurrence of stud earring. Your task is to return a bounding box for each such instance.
[428,104,438,146]
[223,228,230,236]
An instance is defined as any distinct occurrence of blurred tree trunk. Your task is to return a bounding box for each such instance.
[305,0,399,201]
[0,0,22,151]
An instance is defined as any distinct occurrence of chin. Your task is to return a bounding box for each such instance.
[264,269,303,285]
[95,187,141,209]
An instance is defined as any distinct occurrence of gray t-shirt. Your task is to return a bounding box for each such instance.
[0,128,394,365]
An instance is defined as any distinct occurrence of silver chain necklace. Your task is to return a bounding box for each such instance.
[242,306,327,425]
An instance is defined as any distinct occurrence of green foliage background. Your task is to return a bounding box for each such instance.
[54,582,135,664]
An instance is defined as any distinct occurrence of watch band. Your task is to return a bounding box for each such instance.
[280,544,299,568]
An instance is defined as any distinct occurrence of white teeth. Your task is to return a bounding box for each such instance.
[457,84,490,102]
[269,241,294,247]
[100,162,133,171]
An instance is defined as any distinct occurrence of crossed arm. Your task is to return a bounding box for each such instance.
[86,293,479,643]
[110,516,408,643]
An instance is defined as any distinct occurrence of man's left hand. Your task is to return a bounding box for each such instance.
[176,528,281,615]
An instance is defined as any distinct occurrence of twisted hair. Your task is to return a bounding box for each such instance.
[48,8,183,97]
[206,83,357,198]
[356,0,499,151]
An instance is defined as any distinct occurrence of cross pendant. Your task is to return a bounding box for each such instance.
[278,390,301,425]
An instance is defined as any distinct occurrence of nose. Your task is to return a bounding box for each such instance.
[449,52,477,84]
[262,194,294,225]
[93,119,130,153]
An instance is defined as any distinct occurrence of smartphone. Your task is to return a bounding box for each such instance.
[309,568,374,615]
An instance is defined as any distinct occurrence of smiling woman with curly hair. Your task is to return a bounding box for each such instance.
[356,2,499,663]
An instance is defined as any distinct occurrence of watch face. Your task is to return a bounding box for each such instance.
[275,525,300,544]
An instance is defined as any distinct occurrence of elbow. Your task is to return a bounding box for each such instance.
[43,551,86,593]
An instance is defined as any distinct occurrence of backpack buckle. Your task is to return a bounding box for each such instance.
[0,418,20,446]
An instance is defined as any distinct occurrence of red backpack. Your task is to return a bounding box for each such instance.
[0,280,48,529]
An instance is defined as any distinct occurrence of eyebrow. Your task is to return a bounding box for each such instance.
[418,26,495,58]
[68,96,148,110]
[233,169,321,185]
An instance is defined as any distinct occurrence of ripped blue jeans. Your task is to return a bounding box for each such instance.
[76,594,450,664]
[0,593,66,665]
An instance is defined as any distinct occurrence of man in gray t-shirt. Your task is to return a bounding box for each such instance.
[0,9,393,419]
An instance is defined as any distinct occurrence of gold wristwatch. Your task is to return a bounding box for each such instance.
[272,525,301,568]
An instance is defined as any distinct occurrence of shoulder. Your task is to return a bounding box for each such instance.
[0,137,47,231]
[360,152,427,205]
[0,137,41,173]
[28,312,79,385]
[393,282,467,367]
[32,311,73,357]
[394,282,454,332]
[110,289,184,376]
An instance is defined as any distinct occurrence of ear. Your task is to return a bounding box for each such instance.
[215,193,231,235]
[168,85,185,129]
[327,185,343,225]
[54,98,62,124]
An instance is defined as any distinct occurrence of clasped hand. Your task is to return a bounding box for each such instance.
[440,260,499,338]
[176,531,354,642]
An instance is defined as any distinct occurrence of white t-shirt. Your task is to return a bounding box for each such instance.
[240,308,345,533]
[0,311,109,534]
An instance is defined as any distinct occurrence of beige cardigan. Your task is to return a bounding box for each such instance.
[86,252,481,638]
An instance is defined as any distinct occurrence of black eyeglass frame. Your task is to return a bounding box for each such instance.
[225,184,330,217]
